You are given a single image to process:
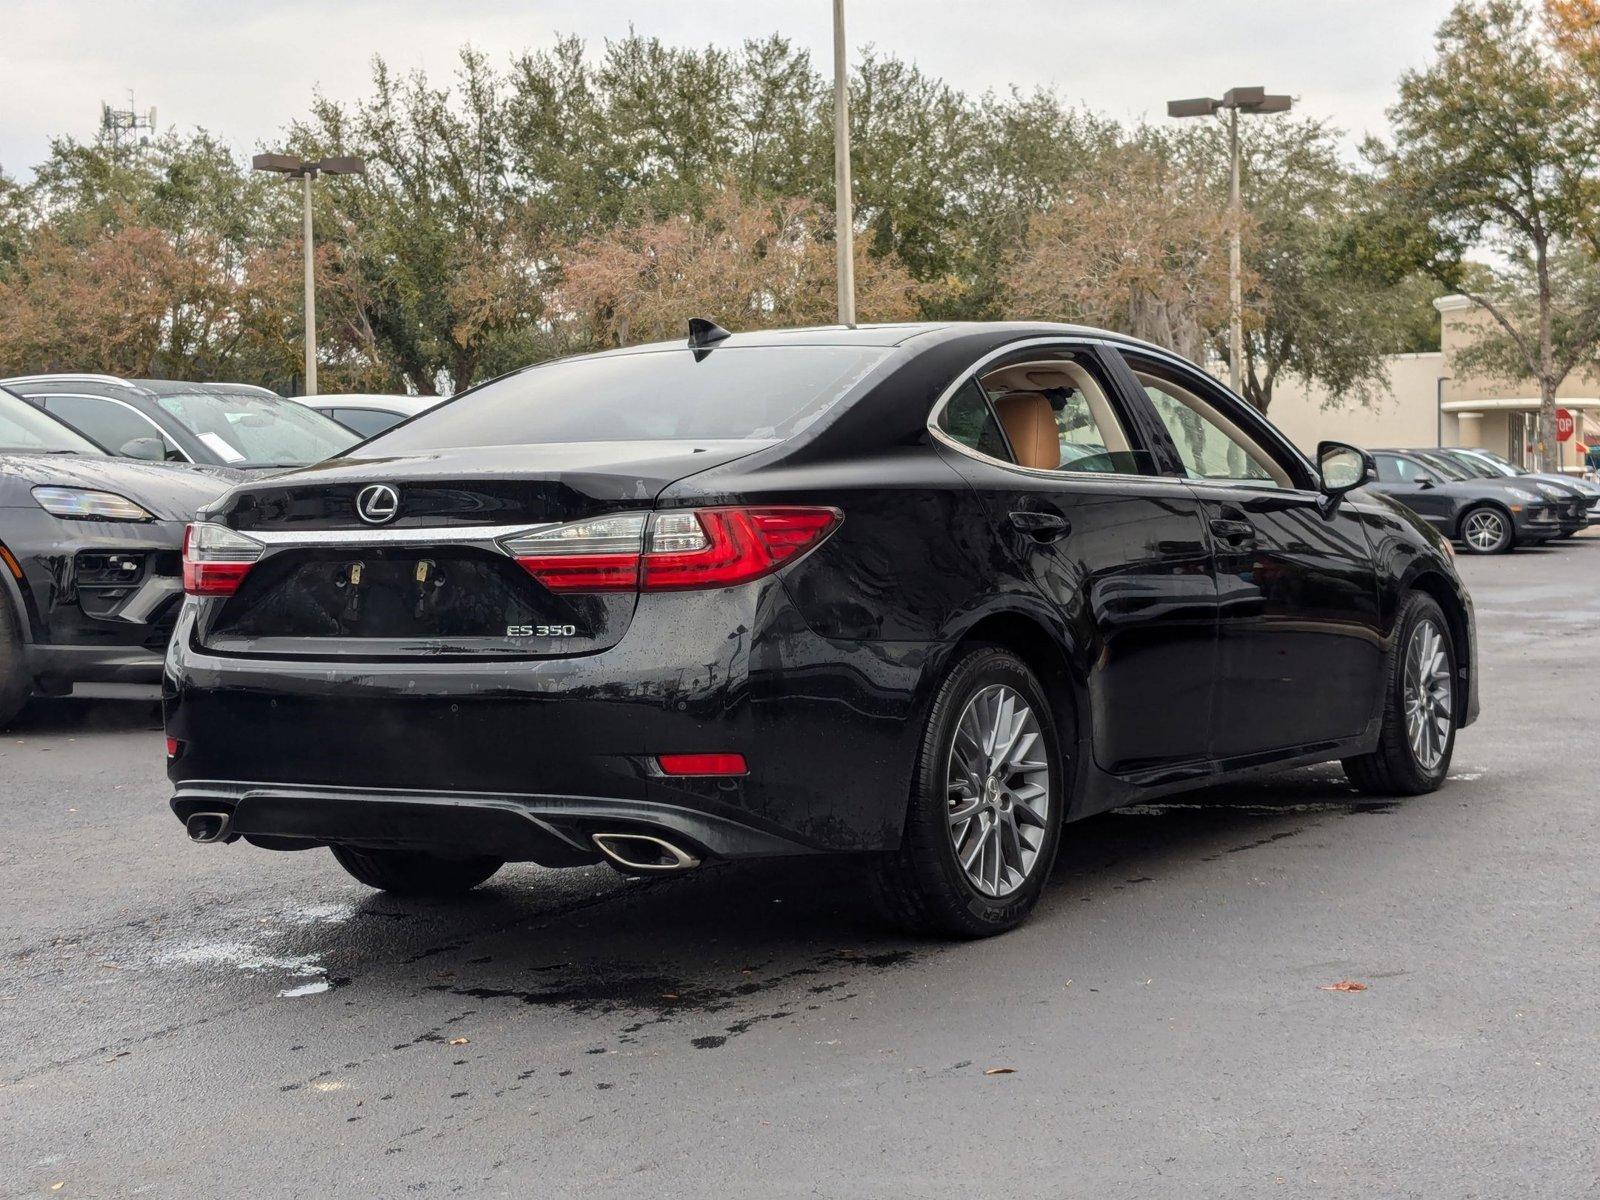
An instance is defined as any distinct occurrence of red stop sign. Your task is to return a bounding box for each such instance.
[1556,408,1575,442]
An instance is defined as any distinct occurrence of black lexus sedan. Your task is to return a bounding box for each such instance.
[1369,448,1561,553]
[0,375,359,470]
[164,322,1478,937]
[0,386,238,725]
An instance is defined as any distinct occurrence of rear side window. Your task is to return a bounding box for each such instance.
[937,380,1013,461]
[364,346,888,452]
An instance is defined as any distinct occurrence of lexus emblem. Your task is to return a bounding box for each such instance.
[355,484,400,525]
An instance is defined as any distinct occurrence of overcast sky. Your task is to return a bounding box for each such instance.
[1,0,1456,178]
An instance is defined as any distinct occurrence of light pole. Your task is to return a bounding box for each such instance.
[251,153,366,396]
[832,0,856,328]
[1167,87,1291,395]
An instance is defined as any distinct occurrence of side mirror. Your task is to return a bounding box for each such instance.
[118,436,166,461]
[1317,441,1375,498]
[1416,476,1436,490]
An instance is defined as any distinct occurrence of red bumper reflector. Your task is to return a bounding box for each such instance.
[165,737,182,759]
[657,753,748,777]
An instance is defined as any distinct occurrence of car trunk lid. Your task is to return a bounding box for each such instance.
[196,440,768,658]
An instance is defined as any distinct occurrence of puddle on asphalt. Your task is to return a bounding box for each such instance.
[423,948,918,1049]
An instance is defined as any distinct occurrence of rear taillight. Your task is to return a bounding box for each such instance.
[182,522,265,597]
[503,507,840,594]
[501,513,648,593]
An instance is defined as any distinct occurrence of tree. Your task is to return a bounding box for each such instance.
[1003,143,1236,363]
[557,184,921,346]
[1173,117,1428,413]
[1368,0,1600,468]
[288,51,557,394]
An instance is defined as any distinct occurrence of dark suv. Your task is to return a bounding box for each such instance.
[1369,449,1559,553]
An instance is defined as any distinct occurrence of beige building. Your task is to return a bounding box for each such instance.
[1266,295,1599,474]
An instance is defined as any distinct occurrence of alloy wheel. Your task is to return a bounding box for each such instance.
[946,684,1050,898]
[1403,618,1453,771]
[1463,509,1506,552]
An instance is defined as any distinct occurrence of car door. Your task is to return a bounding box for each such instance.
[1112,350,1384,762]
[931,340,1220,776]
[1367,453,1455,532]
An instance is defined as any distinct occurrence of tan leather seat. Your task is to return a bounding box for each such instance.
[993,392,1060,470]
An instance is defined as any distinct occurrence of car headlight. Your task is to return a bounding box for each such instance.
[31,486,155,522]
[1505,487,1538,502]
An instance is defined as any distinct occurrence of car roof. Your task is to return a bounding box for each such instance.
[134,379,280,399]
[565,320,1165,358]
[0,374,279,402]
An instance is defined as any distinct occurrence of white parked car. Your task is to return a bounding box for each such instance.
[292,394,447,439]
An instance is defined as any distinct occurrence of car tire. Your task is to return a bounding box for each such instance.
[1342,592,1457,796]
[329,846,503,896]
[1457,504,1513,554]
[0,589,30,729]
[868,645,1065,939]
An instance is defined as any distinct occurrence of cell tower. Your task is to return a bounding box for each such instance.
[100,92,157,152]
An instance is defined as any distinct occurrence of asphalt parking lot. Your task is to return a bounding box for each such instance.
[4,537,1598,1198]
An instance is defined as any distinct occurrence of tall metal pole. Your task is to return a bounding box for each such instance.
[832,0,856,328]
[1227,105,1242,396]
[302,171,318,397]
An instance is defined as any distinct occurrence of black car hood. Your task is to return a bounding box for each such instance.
[0,452,243,521]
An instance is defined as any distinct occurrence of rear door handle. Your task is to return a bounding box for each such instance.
[1009,511,1072,542]
[1208,517,1257,547]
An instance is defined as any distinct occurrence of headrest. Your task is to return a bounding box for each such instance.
[993,392,1060,471]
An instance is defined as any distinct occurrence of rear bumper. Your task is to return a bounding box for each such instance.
[164,579,934,859]
[169,779,813,864]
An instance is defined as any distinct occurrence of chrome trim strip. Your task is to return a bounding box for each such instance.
[245,522,560,547]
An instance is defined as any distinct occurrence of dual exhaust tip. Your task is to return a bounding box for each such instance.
[186,810,696,872]
[185,811,233,844]
[591,832,700,874]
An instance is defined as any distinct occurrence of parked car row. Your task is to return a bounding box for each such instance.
[1367,445,1600,554]
[0,376,429,724]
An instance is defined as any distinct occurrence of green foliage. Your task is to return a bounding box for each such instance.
[1365,0,1600,464]
[0,20,1500,411]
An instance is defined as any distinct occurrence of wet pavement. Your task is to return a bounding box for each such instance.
[3,539,1597,1197]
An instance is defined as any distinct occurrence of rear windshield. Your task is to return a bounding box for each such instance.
[154,390,360,466]
[361,346,888,453]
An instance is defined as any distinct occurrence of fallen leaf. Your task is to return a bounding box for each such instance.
[1318,980,1368,992]
[449,1037,469,1045]
[983,1067,1016,1076]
